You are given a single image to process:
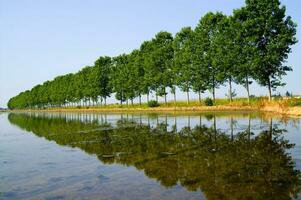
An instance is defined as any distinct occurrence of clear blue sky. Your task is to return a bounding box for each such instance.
[0,0,300,108]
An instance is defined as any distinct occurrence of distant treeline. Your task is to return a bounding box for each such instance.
[8,0,297,109]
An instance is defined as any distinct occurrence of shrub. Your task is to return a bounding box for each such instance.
[148,100,160,107]
[204,98,214,106]
[290,99,301,107]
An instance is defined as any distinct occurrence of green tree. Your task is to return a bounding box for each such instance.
[243,0,297,101]
[194,12,226,102]
[111,54,129,105]
[149,31,174,104]
[133,50,147,105]
[173,27,195,104]
[212,15,240,102]
[139,41,154,102]
[94,56,112,105]
[231,9,257,103]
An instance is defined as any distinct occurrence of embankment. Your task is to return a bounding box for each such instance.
[261,105,301,117]
[9,105,301,117]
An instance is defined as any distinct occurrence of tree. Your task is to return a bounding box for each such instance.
[94,56,112,105]
[173,27,195,104]
[123,51,140,105]
[232,9,257,103]
[111,54,129,105]
[243,0,297,101]
[194,12,226,102]
[149,31,174,104]
[211,15,238,102]
[128,50,146,105]
[140,40,154,102]
[78,66,94,106]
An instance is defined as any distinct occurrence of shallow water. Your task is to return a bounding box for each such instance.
[1,112,301,200]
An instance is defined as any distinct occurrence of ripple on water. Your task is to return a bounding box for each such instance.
[45,195,65,200]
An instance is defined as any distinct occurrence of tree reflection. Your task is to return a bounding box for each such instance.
[8,113,301,200]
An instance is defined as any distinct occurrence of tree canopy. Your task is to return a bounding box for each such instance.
[7,0,297,109]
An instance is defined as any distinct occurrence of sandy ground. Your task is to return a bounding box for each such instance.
[261,105,301,117]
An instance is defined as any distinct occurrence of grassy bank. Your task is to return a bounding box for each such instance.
[50,97,263,110]
[9,97,301,117]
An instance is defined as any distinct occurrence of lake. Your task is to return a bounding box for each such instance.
[1,112,301,200]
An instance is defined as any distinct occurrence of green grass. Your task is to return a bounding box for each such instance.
[288,98,301,107]
[61,97,265,110]
[43,96,301,110]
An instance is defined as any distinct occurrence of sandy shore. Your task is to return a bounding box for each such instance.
[261,105,301,117]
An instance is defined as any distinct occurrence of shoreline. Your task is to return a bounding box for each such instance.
[7,105,301,117]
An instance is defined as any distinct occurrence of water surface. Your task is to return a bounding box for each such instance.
[1,112,301,200]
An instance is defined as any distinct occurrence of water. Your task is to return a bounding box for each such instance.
[1,112,301,200]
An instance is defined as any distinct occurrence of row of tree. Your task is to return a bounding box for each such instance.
[8,0,297,109]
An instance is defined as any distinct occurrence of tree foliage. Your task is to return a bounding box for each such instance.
[7,0,297,109]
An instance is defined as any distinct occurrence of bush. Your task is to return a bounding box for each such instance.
[204,98,214,106]
[148,100,160,107]
[290,99,301,107]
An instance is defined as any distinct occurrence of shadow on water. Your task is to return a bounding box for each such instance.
[7,112,301,200]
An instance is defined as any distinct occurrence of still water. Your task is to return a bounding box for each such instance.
[1,112,301,200]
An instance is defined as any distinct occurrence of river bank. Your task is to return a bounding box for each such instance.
[8,104,301,117]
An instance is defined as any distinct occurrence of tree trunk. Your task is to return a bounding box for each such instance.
[246,76,250,104]
[198,90,201,104]
[165,115,168,132]
[104,97,106,106]
[187,91,190,105]
[229,77,233,102]
[212,76,216,102]
[164,88,167,105]
[147,92,149,102]
[173,91,176,105]
[268,77,272,101]
[186,81,190,105]
[131,98,133,106]
[174,116,177,133]
[139,94,141,106]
